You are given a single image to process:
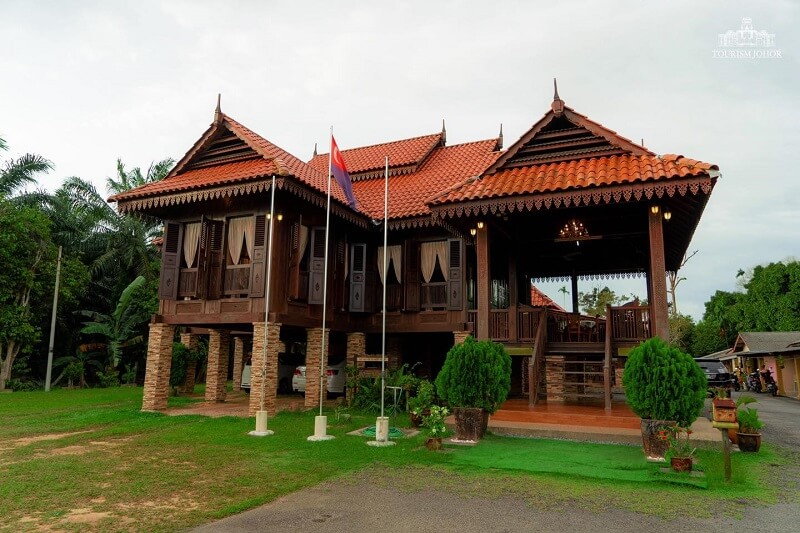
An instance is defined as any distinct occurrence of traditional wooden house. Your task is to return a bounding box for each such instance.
[110,88,718,415]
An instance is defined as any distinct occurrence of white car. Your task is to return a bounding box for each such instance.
[292,359,347,396]
[241,353,302,394]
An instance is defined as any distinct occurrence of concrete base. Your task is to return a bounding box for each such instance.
[307,415,335,442]
[249,411,275,437]
[367,416,396,447]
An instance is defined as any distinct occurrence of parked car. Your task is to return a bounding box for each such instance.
[241,352,303,394]
[292,359,347,396]
[694,358,734,394]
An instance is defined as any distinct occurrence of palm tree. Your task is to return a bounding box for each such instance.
[558,286,569,308]
[78,276,150,368]
[0,135,53,199]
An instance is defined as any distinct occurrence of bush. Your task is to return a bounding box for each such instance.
[434,336,511,414]
[623,337,706,426]
[170,343,191,388]
[95,369,120,388]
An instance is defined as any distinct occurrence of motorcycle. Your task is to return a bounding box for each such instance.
[746,371,762,393]
[730,376,741,392]
[762,371,778,397]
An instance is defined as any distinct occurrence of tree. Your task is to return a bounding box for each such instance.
[668,313,695,353]
[667,250,698,316]
[578,286,640,316]
[0,201,53,389]
[0,136,53,199]
[77,276,155,370]
[558,286,569,308]
[738,261,800,331]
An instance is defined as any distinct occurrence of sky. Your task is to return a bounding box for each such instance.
[1,0,798,322]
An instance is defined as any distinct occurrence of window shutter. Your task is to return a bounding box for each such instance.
[204,219,225,300]
[334,238,347,310]
[158,221,183,300]
[349,243,367,312]
[288,221,301,299]
[249,214,268,297]
[447,238,463,310]
[403,240,420,311]
[308,226,326,305]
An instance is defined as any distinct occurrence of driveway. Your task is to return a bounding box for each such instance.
[728,390,800,451]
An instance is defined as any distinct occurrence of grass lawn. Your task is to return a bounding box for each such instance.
[0,387,790,532]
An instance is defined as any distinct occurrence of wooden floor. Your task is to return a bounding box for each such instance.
[492,398,640,429]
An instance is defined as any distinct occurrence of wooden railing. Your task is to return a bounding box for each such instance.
[546,310,607,343]
[466,305,540,342]
[529,307,547,406]
[517,306,539,342]
[490,309,509,341]
[421,282,447,309]
[609,305,651,342]
[223,264,251,296]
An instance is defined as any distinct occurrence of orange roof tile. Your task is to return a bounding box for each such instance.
[309,133,443,175]
[110,113,352,208]
[530,285,566,311]
[352,139,501,220]
[430,154,718,205]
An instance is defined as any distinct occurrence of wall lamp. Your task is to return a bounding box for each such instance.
[266,213,284,221]
[477,221,485,229]
[663,210,672,221]
[650,205,660,215]
[470,228,477,236]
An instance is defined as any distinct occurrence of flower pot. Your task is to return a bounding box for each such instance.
[670,456,693,472]
[727,428,738,445]
[736,432,762,452]
[640,419,676,460]
[453,407,489,441]
[425,437,442,451]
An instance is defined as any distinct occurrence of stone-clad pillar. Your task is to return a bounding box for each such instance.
[142,323,175,411]
[249,322,280,416]
[232,337,246,391]
[179,332,199,394]
[305,328,329,409]
[453,331,470,345]
[346,332,365,368]
[206,329,230,402]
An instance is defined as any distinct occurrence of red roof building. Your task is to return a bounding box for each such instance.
[117,86,718,413]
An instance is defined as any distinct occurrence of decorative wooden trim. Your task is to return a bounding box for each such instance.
[429,177,715,221]
[531,271,648,283]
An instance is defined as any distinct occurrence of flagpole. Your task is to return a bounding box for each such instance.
[309,127,335,441]
[250,175,276,436]
[369,156,394,446]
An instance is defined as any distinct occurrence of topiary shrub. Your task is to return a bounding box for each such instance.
[623,337,706,426]
[435,336,511,414]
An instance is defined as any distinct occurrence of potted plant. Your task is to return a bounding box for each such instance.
[434,336,511,441]
[660,426,696,472]
[623,337,707,460]
[736,402,764,452]
[422,405,449,450]
[408,379,435,427]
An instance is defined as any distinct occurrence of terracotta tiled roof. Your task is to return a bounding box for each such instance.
[110,114,351,207]
[309,133,443,176]
[530,285,566,312]
[352,139,501,220]
[108,159,279,200]
[430,154,718,205]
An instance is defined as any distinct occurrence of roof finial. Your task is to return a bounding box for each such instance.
[441,118,447,145]
[214,93,222,124]
[313,142,318,157]
[498,123,504,150]
[551,78,565,116]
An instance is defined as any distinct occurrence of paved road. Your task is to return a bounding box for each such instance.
[194,393,800,533]
[727,390,800,451]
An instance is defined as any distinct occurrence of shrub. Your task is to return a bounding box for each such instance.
[408,379,436,415]
[623,337,706,426]
[738,404,764,433]
[95,369,120,388]
[434,336,511,414]
[170,343,191,388]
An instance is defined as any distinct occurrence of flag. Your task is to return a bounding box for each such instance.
[330,135,358,210]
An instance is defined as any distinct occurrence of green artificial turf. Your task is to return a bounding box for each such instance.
[450,435,707,488]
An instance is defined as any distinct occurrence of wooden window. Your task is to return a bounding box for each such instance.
[308,227,326,305]
[249,214,268,297]
[349,242,367,312]
[403,240,420,311]
[448,238,464,310]
[158,221,183,300]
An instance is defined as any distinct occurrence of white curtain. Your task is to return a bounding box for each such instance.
[298,225,309,261]
[377,245,403,284]
[244,216,256,261]
[183,222,201,268]
[420,241,449,283]
[389,245,402,281]
[227,217,249,265]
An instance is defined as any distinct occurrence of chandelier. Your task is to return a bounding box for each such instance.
[559,219,588,239]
